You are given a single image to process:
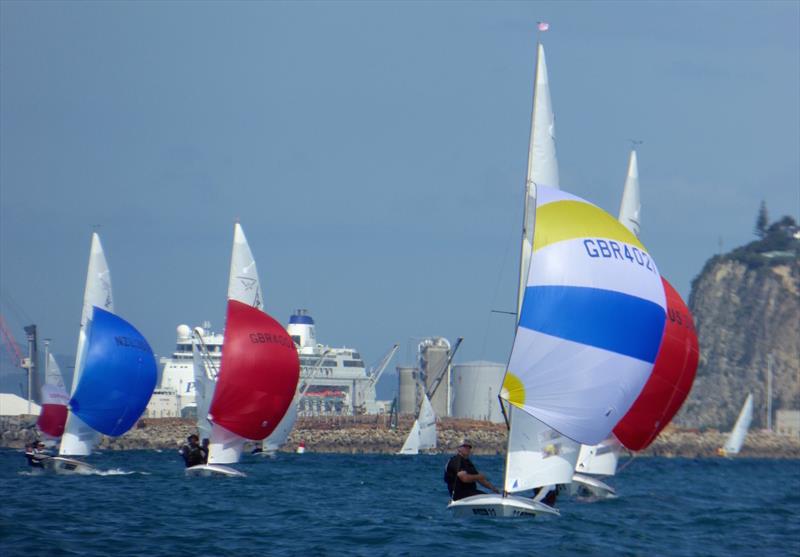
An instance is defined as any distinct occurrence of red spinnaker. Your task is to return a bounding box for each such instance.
[209,300,300,441]
[37,404,68,438]
[613,278,699,451]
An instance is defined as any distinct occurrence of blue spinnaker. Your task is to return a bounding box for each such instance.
[70,307,157,437]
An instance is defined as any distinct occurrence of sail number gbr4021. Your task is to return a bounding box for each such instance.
[583,239,657,275]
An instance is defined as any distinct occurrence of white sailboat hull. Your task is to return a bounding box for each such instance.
[569,473,617,499]
[447,493,559,518]
[185,463,246,478]
[42,456,98,475]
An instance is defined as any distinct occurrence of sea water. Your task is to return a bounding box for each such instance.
[1,449,798,557]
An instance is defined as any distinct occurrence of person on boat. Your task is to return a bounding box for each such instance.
[179,434,204,468]
[24,441,50,468]
[200,438,210,463]
[444,438,500,500]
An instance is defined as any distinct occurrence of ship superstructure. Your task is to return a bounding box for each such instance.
[152,310,394,417]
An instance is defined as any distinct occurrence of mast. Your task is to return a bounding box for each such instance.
[766,355,773,431]
[506,22,555,491]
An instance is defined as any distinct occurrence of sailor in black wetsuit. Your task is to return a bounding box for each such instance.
[444,438,500,500]
[180,434,205,467]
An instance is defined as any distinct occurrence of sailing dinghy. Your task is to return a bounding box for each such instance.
[36,352,69,448]
[44,233,157,475]
[718,394,753,457]
[186,223,300,477]
[448,185,667,518]
[398,393,437,455]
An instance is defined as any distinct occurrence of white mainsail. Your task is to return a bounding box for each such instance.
[59,233,113,456]
[207,223,263,465]
[518,42,560,317]
[399,393,436,455]
[507,39,579,492]
[618,149,641,238]
[723,394,753,455]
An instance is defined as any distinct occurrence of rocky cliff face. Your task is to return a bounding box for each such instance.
[677,231,799,430]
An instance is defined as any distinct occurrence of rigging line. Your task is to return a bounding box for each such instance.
[478,199,518,363]
[0,287,35,329]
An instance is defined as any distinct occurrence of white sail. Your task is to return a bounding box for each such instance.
[519,42,560,316]
[41,353,68,406]
[398,393,437,455]
[227,222,263,310]
[723,394,753,455]
[575,437,621,477]
[398,420,421,455]
[262,398,298,454]
[504,406,579,493]
[192,339,216,441]
[207,222,263,465]
[60,233,113,456]
[417,394,437,450]
[618,149,641,238]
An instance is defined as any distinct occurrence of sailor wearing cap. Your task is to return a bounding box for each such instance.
[444,438,500,501]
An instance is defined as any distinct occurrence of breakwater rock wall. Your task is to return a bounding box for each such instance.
[2,415,798,458]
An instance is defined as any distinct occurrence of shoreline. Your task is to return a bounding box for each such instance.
[2,415,798,458]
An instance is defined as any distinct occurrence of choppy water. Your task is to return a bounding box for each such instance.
[1,449,798,556]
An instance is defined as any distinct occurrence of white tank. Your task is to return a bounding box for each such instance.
[418,337,451,417]
[451,361,505,423]
[397,366,421,415]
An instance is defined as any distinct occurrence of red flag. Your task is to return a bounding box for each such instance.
[538,22,549,32]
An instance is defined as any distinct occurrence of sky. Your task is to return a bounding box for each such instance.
[1,1,798,399]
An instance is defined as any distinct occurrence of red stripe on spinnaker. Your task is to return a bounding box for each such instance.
[208,300,300,440]
[614,278,699,451]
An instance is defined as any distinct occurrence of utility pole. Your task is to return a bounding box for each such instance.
[766,355,773,432]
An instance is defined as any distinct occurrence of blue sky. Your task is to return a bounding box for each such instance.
[1,1,798,397]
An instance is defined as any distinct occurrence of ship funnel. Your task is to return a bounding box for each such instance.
[287,309,317,350]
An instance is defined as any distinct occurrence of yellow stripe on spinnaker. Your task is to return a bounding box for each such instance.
[533,200,645,253]
[501,372,526,408]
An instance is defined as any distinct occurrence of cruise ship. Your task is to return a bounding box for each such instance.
[149,310,396,418]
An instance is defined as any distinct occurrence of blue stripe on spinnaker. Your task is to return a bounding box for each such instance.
[519,285,665,363]
[70,307,157,437]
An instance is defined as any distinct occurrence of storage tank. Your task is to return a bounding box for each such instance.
[397,366,421,415]
[451,361,505,423]
[419,338,450,417]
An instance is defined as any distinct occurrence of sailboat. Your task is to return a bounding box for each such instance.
[36,351,69,447]
[719,394,753,457]
[186,223,300,477]
[398,393,436,455]
[449,183,667,518]
[44,233,157,474]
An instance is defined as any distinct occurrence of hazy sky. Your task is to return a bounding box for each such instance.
[1,1,798,397]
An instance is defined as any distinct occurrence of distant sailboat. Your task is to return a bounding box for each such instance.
[45,233,157,474]
[186,223,300,477]
[36,350,69,447]
[398,393,436,455]
[719,394,753,457]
